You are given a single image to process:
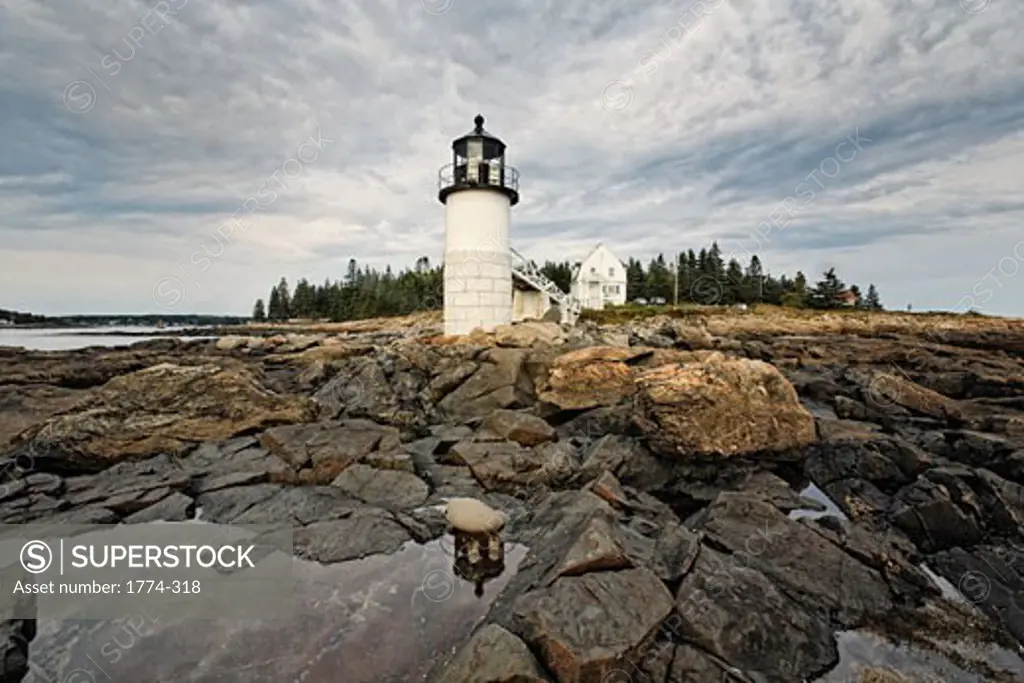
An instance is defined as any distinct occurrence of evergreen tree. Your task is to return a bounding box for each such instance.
[723,259,745,304]
[540,261,573,292]
[808,268,846,309]
[676,250,696,302]
[291,279,316,318]
[707,242,725,280]
[744,255,764,304]
[250,245,884,322]
[781,271,808,308]
[252,298,266,321]
[763,272,785,305]
[645,255,672,301]
[274,277,291,319]
[625,258,646,301]
[267,286,283,320]
[865,284,883,310]
[697,248,708,275]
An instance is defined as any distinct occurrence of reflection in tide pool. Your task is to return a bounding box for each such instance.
[815,629,1024,682]
[25,536,527,683]
[789,483,849,522]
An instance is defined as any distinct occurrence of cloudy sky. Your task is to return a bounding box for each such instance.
[1,0,1022,316]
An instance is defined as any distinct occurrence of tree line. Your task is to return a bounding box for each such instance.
[252,243,883,322]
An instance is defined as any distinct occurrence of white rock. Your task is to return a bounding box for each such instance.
[443,497,507,533]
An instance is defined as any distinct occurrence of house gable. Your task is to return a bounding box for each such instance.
[575,243,626,284]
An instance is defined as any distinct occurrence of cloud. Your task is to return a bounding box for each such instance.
[0,0,1022,316]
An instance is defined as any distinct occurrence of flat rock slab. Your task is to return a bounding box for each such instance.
[675,545,837,681]
[260,419,401,484]
[292,511,412,563]
[482,409,556,447]
[514,567,674,682]
[122,491,194,524]
[196,485,361,526]
[928,545,1024,647]
[695,491,893,626]
[447,440,571,492]
[331,464,429,510]
[11,363,315,470]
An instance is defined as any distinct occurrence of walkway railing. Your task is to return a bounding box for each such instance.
[509,246,582,325]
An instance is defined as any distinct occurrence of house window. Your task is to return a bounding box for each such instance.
[608,268,615,277]
[590,267,596,274]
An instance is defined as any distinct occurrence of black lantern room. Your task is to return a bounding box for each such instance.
[438,114,519,206]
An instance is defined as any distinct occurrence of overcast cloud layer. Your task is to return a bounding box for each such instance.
[1,0,1023,316]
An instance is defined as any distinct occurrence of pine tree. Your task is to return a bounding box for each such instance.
[745,255,764,304]
[291,279,316,318]
[249,243,884,322]
[707,242,724,279]
[275,277,291,319]
[762,272,783,305]
[625,258,646,301]
[781,271,808,308]
[252,299,266,321]
[645,255,672,301]
[724,259,745,304]
[865,284,883,310]
[267,287,282,320]
[808,268,846,309]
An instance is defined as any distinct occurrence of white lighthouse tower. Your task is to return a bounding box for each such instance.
[438,114,520,336]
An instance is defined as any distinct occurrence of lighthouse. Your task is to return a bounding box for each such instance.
[438,114,520,336]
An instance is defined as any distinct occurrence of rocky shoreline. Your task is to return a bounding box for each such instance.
[1,310,1022,682]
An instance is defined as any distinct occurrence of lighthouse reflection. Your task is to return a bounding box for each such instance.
[450,529,506,598]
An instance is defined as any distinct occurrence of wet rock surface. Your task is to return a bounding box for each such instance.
[0,310,1023,682]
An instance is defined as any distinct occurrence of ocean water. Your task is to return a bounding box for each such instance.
[0,327,213,351]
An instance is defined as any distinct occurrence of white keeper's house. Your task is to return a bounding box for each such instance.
[569,243,628,311]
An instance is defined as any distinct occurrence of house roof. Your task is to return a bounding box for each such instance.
[571,242,626,280]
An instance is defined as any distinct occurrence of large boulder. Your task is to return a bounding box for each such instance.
[494,322,566,348]
[10,363,314,471]
[634,353,816,458]
[537,347,645,410]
